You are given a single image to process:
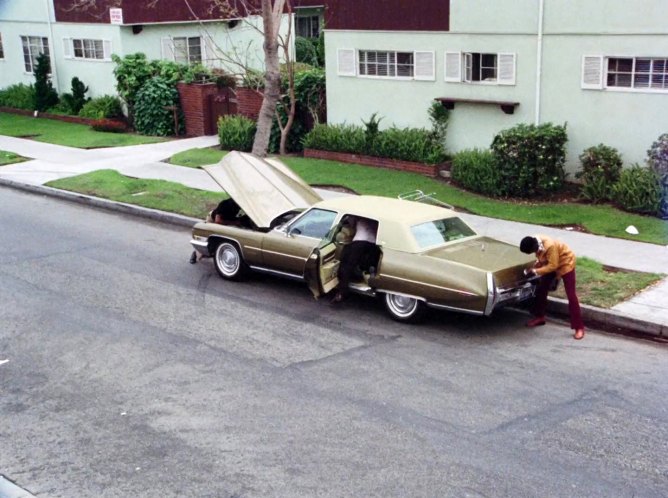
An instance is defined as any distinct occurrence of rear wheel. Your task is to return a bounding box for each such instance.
[383,293,425,323]
[214,242,247,281]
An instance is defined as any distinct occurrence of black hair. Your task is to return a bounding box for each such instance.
[520,236,539,254]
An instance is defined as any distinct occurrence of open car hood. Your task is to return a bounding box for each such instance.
[204,151,323,228]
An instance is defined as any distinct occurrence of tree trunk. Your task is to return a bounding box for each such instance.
[251,0,283,157]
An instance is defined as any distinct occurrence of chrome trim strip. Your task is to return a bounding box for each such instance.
[249,265,304,281]
[262,249,308,262]
[484,272,495,316]
[190,239,210,256]
[382,274,478,297]
[427,302,485,316]
[375,289,426,302]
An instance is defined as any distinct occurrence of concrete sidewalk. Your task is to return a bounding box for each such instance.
[1,135,666,336]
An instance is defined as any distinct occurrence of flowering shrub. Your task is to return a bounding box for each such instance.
[577,144,623,203]
[490,123,567,197]
[647,133,668,179]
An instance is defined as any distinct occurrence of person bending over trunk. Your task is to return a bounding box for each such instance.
[520,235,585,340]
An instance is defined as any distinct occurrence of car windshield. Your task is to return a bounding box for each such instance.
[288,208,338,239]
[410,217,477,249]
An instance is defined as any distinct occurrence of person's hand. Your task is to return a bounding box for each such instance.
[524,268,536,276]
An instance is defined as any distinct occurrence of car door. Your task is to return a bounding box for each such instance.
[261,208,339,276]
[303,221,344,298]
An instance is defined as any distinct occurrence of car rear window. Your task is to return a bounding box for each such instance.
[411,217,477,249]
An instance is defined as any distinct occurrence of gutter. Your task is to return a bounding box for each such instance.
[44,0,60,93]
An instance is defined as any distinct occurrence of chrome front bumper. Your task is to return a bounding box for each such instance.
[190,238,210,257]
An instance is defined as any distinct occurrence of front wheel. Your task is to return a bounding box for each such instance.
[214,242,247,281]
[383,293,425,323]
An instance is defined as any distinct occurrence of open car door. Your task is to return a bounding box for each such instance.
[304,227,341,298]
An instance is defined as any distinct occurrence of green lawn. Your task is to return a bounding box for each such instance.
[0,112,166,148]
[0,150,27,166]
[46,169,222,218]
[553,257,663,309]
[168,148,668,245]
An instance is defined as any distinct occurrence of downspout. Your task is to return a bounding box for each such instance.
[45,0,60,93]
[534,0,545,125]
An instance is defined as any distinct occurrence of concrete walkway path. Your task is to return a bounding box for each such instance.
[1,135,666,328]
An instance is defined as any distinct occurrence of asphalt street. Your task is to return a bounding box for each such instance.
[1,187,667,498]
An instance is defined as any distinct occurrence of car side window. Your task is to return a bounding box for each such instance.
[288,208,338,239]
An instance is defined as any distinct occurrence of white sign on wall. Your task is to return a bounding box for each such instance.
[110,8,123,24]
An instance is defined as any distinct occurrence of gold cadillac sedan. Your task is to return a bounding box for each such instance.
[190,151,537,322]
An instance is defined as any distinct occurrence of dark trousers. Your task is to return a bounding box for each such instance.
[532,269,584,330]
[337,241,376,295]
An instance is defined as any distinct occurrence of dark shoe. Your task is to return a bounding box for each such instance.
[526,317,546,327]
[330,292,344,305]
[189,251,198,264]
[573,329,585,340]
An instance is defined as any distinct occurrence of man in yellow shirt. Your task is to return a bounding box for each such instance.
[520,235,585,340]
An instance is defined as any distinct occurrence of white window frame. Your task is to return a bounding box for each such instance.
[0,33,4,60]
[582,54,668,93]
[162,36,202,65]
[445,51,515,85]
[21,35,50,73]
[605,56,668,93]
[63,37,112,61]
[357,49,434,81]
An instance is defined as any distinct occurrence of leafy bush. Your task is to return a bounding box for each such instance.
[451,149,503,196]
[294,68,326,124]
[33,53,59,112]
[577,144,623,203]
[302,123,366,154]
[218,115,256,152]
[58,77,90,115]
[491,122,567,197]
[303,117,448,165]
[0,84,36,110]
[428,101,450,145]
[370,126,448,164]
[134,77,184,136]
[296,37,318,66]
[212,68,237,89]
[647,133,668,180]
[90,119,128,133]
[612,165,661,214]
[270,106,307,154]
[79,95,124,119]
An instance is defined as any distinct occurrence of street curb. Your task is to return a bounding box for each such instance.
[2,178,665,342]
[546,298,666,340]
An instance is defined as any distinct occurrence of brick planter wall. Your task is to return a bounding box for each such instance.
[234,87,263,120]
[177,82,220,136]
[303,148,439,177]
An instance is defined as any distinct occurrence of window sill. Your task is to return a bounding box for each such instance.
[435,97,519,115]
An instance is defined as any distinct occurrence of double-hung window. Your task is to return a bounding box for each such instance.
[582,55,668,91]
[163,36,202,65]
[0,33,4,59]
[21,36,50,73]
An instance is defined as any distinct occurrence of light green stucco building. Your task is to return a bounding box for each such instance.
[325,0,668,173]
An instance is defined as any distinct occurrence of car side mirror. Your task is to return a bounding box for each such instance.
[287,227,302,237]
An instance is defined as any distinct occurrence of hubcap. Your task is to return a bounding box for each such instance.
[218,245,239,275]
[386,294,418,318]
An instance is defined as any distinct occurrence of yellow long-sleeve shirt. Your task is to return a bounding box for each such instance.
[534,235,576,278]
